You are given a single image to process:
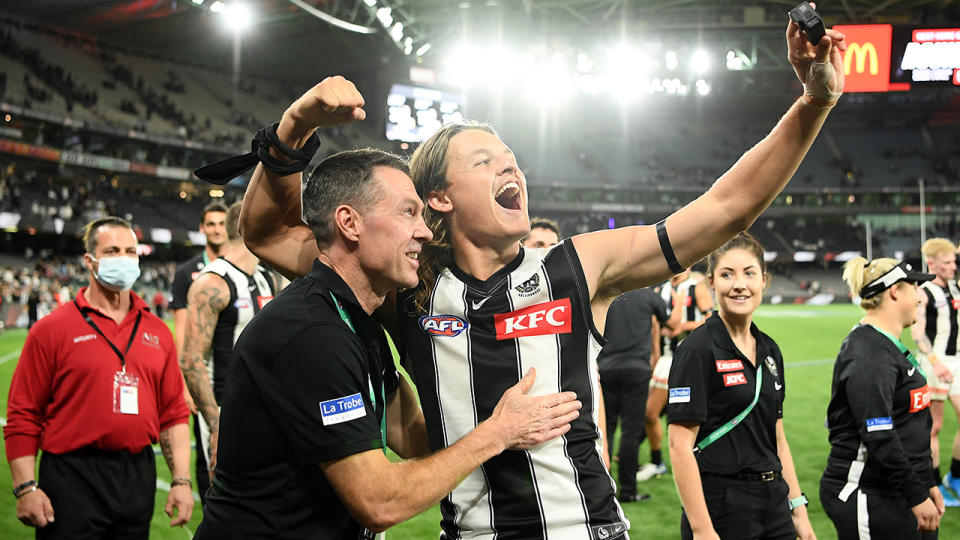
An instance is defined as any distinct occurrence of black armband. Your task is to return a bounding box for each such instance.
[656,220,684,274]
[194,122,321,185]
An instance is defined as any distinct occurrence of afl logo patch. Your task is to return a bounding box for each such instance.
[419,315,468,337]
[235,298,252,310]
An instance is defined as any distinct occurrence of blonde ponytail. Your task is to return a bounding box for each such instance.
[843,257,899,311]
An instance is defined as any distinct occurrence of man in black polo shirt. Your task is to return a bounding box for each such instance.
[598,287,677,502]
[195,78,581,539]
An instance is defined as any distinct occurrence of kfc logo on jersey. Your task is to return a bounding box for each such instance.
[910,384,931,413]
[257,295,273,309]
[723,372,748,386]
[684,295,693,307]
[419,315,468,337]
[494,298,572,340]
[716,359,744,372]
[952,298,960,310]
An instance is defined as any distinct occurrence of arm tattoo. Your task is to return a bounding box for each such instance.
[180,278,229,434]
[159,429,176,472]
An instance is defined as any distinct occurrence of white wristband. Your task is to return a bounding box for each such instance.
[803,61,843,102]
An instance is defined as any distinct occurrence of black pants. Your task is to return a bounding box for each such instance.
[37,446,155,540]
[820,476,938,540]
[681,475,795,540]
[599,366,649,498]
[193,413,211,504]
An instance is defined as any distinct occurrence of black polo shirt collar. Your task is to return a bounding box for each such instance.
[704,314,769,366]
[308,259,366,313]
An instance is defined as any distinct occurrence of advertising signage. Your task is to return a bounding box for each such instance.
[833,24,960,92]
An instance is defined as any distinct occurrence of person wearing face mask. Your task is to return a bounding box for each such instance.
[821,257,944,539]
[4,216,193,539]
[668,233,816,540]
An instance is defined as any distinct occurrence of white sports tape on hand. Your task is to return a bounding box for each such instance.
[803,61,842,102]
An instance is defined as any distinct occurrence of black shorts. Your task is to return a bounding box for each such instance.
[681,475,795,540]
[820,476,938,540]
[37,446,156,540]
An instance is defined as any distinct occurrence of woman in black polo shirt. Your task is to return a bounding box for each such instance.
[668,232,815,540]
[820,257,944,539]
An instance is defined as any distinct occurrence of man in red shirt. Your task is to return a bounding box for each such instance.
[4,216,193,539]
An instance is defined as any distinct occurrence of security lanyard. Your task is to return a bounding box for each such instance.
[694,362,762,455]
[870,324,925,379]
[73,299,142,372]
[331,293,386,453]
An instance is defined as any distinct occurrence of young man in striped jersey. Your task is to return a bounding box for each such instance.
[912,237,960,505]
[179,201,278,484]
[240,18,846,538]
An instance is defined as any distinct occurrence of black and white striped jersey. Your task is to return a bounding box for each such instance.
[659,277,702,356]
[920,280,960,357]
[201,258,276,403]
[397,239,628,540]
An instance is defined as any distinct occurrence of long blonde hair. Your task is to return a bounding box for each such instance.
[842,257,899,310]
[406,122,499,314]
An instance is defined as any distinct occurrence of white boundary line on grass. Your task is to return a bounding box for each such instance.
[0,348,22,365]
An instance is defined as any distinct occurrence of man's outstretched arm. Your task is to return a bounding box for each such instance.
[239,76,366,279]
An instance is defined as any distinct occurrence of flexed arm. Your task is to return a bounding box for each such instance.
[239,76,366,279]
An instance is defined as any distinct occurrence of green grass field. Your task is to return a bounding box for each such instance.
[0,304,958,538]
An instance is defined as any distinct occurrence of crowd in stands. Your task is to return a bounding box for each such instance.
[0,27,98,112]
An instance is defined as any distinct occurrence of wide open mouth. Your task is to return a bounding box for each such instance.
[495,182,521,210]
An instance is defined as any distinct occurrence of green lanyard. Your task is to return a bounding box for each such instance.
[694,363,762,455]
[331,292,386,454]
[869,324,925,379]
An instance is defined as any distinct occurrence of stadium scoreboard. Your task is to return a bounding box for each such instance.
[835,24,960,92]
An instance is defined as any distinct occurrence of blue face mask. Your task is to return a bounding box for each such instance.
[92,256,141,291]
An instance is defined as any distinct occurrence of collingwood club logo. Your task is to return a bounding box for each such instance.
[764,355,779,379]
[515,273,541,296]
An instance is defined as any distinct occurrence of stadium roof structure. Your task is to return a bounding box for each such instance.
[2,0,957,85]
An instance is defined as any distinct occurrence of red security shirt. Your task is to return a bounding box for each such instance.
[4,287,188,460]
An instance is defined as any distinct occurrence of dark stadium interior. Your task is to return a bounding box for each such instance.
[0,0,958,313]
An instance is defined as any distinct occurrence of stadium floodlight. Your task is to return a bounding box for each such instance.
[577,52,594,74]
[221,2,253,32]
[363,0,376,6]
[695,79,711,96]
[524,53,572,106]
[605,45,650,102]
[390,22,404,42]
[690,49,710,74]
[404,37,413,55]
[376,7,393,27]
[209,0,225,13]
[664,50,678,71]
[416,43,432,57]
[192,0,205,5]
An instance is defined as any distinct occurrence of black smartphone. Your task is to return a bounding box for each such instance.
[788,2,826,45]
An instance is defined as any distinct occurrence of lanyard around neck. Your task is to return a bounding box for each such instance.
[869,324,925,379]
[330,292,384,453]
[694,362,762,455]
[73,299,142,372]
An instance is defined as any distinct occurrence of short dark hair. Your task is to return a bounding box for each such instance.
[83,216,134,253]
[529,217,561,238]
[302,148,409,248]
[201,202,228,223]
[225,201,242,241]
